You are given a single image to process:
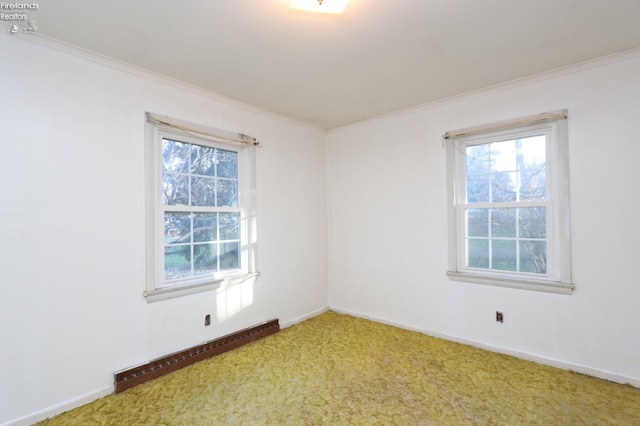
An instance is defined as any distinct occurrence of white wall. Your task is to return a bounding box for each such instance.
[327,52,640,386]
[0,34,328,425]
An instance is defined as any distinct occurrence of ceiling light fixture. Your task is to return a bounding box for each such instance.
[289,0,347,15]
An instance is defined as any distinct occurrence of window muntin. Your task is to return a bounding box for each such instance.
[446,117,573,294]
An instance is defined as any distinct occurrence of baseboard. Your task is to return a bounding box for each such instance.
[330,306,424,333]
[114,318,280,393]
[330,306,640,388]
[2,386,113,426]
[280,306,330,329]
[421,328,640,388]
[4,319,281,425]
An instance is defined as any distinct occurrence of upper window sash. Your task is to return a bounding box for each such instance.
[456,127,552,206]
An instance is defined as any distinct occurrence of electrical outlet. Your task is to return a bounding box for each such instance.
[496,311,504,323]
[205,314,211,326]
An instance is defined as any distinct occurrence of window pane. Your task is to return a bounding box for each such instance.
[217,149,238,179]
[220,212,240,240]
[491,208,516,238]
[466,144,490,174]
[191,177,216,206]
[217,179,238,207]
[162,173,189,206]
[491,172,517,202]
[163,212,225,280]
[165,213,191,244]
[519,207,546,239]
[194,243,217,275]
[165,246,191,281]
[490,140,516,172]
[193,213,217,243]
[162,139,189,174]
[467,209,488,237]
[517,135,546,169]
[164,213,192,280]
[220,241,240,270]
[519,169,546,201]
[492,240,517,271]
[520,240,547,273]
[191,145,217,177]
[468,239,489,268]
[467,174,489,203]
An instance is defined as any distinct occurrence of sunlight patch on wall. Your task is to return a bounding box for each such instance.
[216,276,256,322]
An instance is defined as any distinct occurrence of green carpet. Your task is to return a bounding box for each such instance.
[40,311,640,425]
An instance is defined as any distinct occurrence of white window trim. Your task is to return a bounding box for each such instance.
[445,114,573,294]
[144,114,259,302]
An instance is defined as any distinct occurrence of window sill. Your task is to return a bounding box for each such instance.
[446,271,574,295]
[144,272,260,303]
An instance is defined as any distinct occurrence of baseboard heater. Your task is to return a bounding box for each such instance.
[114,319,279,393]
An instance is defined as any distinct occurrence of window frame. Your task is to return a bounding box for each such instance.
[446,116,573,294]
[144,116,258,302]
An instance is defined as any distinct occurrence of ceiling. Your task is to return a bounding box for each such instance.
[22,0,640,128]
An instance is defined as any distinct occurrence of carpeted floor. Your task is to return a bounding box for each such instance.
[40,311,640,425]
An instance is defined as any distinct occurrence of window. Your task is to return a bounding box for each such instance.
[145,114,258,302]
[445,111,573,294]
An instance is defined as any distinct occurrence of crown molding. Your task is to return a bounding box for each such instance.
[329,46,640,133]
[0,22,320,130]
